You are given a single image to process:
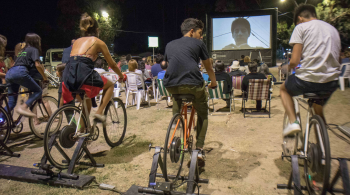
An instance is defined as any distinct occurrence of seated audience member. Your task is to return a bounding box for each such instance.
[259,63,276,82]
[145,56,152,70]
[242,62,267,111]
[120,60,128,72]
[157,61,167,79]
[94,58,106,74]
[239,55,245,66]
[341,48,350,63]
[229,61,247,76]
[209,61,232,107]
[243,56,251,66]
[151,54,164,78]
[138,60,152,86]
[128,59,148,89]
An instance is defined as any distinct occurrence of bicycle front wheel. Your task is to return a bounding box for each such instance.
[29,96,59,139]
[163,113,185,183]
[103,98,127,147]
[43,105,88,170]
[0,107,11,148]
[304,115,331,195]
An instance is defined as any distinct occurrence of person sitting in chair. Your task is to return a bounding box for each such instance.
[209,61,232,108]
[241,62,267,111]
[229,61,246,76]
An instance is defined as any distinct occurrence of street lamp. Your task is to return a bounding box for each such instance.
[102,11,109,18]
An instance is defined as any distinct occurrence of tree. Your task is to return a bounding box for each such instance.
[57,0,123,51]
[277,21,295,48]
[316,0,350,44]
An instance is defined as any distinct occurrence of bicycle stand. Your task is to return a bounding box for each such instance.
[329,158,350,195]
[0,140,20,158]
[127,146,209,195]
[0,134,99,189]
[277,155,350,195]
[277,155,306,195]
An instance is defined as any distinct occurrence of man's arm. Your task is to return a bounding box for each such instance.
[202,59,216,88]
[290,43,303,69]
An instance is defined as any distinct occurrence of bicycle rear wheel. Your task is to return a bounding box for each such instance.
[0,107,11,148]
[103,98,127,147]
[43,105,88,170]
[163,113,185,183]
[304,115,331,195]
[29,96,59,139]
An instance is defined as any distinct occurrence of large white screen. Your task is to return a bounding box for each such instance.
[212,15,271,50]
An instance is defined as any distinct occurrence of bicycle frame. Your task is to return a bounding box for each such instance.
[169,102,196,150]
[0,90,50,128]
[293,97,326,161]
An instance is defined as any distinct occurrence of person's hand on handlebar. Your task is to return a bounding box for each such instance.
[208,82,217,89]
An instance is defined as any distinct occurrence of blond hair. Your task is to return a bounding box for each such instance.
[128,59,138,72]
[244,56,251,63]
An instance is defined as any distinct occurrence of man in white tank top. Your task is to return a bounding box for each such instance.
[280,4,341,136]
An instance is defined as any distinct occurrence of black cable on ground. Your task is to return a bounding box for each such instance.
[327,124,350,145]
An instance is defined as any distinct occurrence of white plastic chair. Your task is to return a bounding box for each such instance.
[97,72,121,107]
[125,72,150,110]
[339,63,350,91]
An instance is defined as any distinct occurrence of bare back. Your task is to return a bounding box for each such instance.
[70,36,123,78]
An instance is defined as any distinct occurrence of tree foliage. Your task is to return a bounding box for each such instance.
[277,21,295,48]
[316,0,350,43]
[57,0,123,51]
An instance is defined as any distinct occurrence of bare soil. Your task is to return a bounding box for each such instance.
[1,67,349,195]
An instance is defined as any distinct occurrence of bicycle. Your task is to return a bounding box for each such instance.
[0,82,59,146]
[162,94,200,192]
[43,89,127,170]
[281,92,332,195]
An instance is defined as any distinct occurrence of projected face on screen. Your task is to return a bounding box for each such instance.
[213,15,271,50]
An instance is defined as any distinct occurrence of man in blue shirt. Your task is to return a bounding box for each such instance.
[151,54,164,77]
[62,39,75,63]
[157,61,167,79]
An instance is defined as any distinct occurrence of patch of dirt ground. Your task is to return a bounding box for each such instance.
[1,67,350,195]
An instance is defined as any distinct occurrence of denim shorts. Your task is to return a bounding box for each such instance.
[285,74,338,105]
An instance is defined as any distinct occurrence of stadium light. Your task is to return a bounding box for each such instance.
[102,11,109,18]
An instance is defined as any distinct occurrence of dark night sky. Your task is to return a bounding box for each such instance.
[1,0,317,55]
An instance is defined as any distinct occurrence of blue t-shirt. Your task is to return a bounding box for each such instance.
[151,63,163,78]
[62,45,72,63]
[202,73,209,81]
[158,70,166,80]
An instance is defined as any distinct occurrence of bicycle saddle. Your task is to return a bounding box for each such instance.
[303,91,333,100]
[172,94,195,102]
[71,89,86,94]
[0,83,11,89]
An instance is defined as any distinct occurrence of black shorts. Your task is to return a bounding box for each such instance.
[285,74,338,105]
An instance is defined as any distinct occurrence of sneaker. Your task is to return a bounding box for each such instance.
[283,122,301,137]
[93,114,106,124]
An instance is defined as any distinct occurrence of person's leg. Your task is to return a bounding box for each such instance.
[280,82,296,123]
[191,85,208,149]
[256,100,262,111]
[96,80,113,115]
[165,87,181,116]
[20,74,42,109]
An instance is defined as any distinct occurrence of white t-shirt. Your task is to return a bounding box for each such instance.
[289,20,341,83]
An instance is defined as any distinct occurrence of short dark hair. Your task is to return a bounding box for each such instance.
[94,58,105,69]
[126,54,132,61]
[180,18,204,36]
[294,4,317,25]
[160,61,168,70]
[214,61,225,72]
[138,60,146,71]
[241,55,245,59]
[155,54,164,64]
[248,62,258,73]
[231,18,251,34]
